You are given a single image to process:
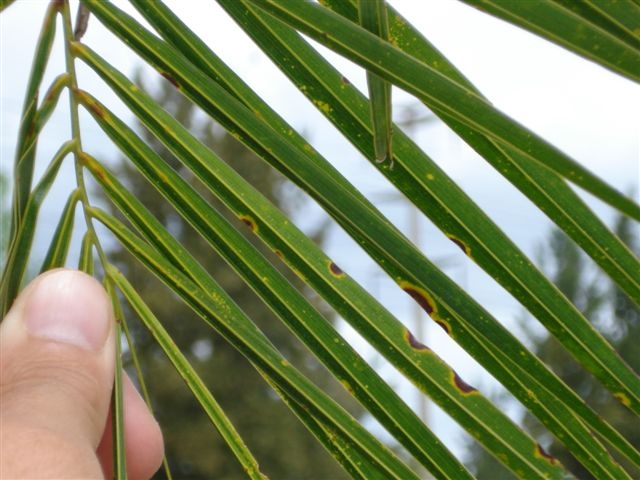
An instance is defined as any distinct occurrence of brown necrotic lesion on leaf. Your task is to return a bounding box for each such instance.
[434,319,452,336]
[238,214,258,233]
[404,329,430,351]
[535,444,559,465]
[452,370,478,395]
[161,72,180,89]
[74,89,107,119]
[328,261,345,278]
[399,281,436,316]
[447,234,470,256]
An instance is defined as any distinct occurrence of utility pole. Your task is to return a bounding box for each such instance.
[368,104,442,479]
[397,103,436,429]
[369,103,465,479]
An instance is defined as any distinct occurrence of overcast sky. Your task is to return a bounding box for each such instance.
[1,0,639,461]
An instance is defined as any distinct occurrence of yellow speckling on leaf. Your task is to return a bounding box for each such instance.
[393,16,406,28]
[313,99,332,114]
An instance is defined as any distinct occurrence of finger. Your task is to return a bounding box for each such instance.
[0,269,115,478]
[97,372,165,480]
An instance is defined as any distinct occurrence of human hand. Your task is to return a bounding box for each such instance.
[0,269,164,479]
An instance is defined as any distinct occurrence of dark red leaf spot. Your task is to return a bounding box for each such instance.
[535,444,558,464]
[402,286,434,316]
[406,330,429,351]
[78,151,91,166]
[239,215,257,232]
[80,153,106,181]
[45,86,58,102]
[341,76,351,85]
[161,72,180,89]
[89,101,105,118]
[274,250,283,259]
[453,371,477,394]
[329,262,344,277]
[26,122,36,140]
[448,235,469,255]
[76,89,105,118]
[435,320,451,335]
[94,167,107,182]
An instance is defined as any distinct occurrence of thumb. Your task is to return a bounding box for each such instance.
[0,269,115,478]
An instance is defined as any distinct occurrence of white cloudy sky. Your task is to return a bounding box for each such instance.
[1,0,639,461]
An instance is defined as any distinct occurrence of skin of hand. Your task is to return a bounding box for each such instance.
[0,269,164,479]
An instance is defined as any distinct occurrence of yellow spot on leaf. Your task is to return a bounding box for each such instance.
[340,380,354,395]
[313,99,332,114]
[614,392,631,407]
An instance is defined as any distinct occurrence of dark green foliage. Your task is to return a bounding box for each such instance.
[465,215,640,479]
[103,75,359,479]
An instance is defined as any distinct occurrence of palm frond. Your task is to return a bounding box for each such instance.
[1,1,638,478]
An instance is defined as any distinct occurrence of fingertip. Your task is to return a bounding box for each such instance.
[0,269,117,478]
[23,269,113,351]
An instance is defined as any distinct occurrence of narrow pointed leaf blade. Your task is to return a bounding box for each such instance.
[358,0,392,164]
[10,2,59,235]
[244,0,640,221]
[216,3,640,471]
[40,189,80,271]
[1,141,74,314]
[74,41,569,479]
[459,0,640,82]
[109,268,269,480]
[90,207,422,480]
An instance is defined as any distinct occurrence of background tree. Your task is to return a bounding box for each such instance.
[104,75,360,479]
[465,215,640,479]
